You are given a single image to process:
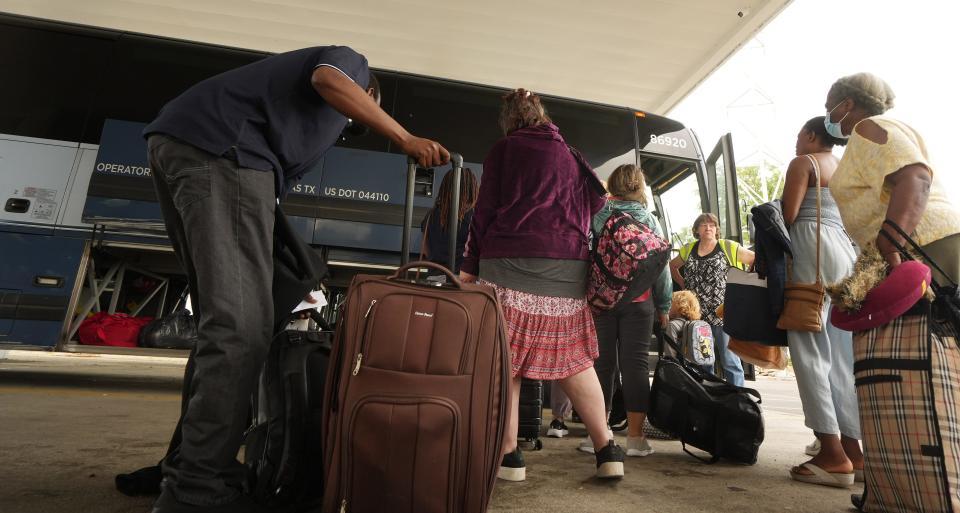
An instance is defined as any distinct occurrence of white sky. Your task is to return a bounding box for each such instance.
[669,0,959,192]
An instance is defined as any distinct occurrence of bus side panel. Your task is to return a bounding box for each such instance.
[57,145,98,230]
[281,158,323,244]
[81,119,162,224]
[312,151,483,259]
[0,230,84,347]
[319,148,417,209]
[314,218,416,255]
[0,137,79,234]
[314,148,422,255]
[82,196,163,223]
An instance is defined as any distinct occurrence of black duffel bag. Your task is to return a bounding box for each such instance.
[138,309,197,350]
[649,333,764,464]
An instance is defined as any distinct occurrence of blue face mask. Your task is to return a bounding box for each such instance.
[824,101,849,139]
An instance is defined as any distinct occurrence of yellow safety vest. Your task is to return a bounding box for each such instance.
[678,239,747,271]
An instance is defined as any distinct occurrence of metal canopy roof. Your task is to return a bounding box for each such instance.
[0,0,791,113]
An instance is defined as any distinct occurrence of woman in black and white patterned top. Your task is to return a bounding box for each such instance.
[669,213,754,386]
[682,245,728,326]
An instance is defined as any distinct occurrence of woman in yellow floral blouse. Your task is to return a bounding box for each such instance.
[826,72,960,283]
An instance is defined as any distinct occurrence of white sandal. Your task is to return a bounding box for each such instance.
[789,463,855,488]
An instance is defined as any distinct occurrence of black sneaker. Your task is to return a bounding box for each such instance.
[497,447,526,482]
[116,463,163,496]
[546,419,569,438]
[607,397,627,432]
[595,440,625,479]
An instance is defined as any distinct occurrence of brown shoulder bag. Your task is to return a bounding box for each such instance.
[777,154,826,333]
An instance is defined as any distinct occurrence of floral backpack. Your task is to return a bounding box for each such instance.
[587,210,670,311]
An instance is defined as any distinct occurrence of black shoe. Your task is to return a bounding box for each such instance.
[151,489,261,513]
[608,386,627,431]
[571,410,582,424]
[115,464,163,497]
[546,419,569,438]
[497,448,526,482]
[607,410,627,433]
[595,440,625,479]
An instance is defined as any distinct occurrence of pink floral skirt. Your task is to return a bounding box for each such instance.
[481,279,599,380]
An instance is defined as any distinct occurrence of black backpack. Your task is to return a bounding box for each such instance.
[649,333,764,464]
[244,326,331,510]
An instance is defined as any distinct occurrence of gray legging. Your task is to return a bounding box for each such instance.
[592,299,655,413]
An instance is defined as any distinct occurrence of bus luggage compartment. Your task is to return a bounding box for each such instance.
[0,230,85,348]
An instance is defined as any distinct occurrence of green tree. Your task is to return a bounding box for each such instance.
[736,160,785,244]
[672,225,694,249]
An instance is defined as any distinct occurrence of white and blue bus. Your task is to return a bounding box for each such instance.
[0,13,744,354]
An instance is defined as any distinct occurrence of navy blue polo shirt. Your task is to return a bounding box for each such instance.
[144,46,369,196]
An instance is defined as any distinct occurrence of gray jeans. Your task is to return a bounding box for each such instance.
[148,134,275,506]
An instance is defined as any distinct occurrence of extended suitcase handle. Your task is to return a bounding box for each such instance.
[390,260,464,288]
[402,153,465,271]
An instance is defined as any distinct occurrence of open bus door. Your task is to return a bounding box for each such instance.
[704,132,755,380]
[705,133,743,243]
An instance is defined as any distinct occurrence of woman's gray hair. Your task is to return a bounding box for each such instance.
[830,72,895,116]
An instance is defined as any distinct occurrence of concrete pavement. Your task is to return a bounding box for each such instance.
[0,350,858,513]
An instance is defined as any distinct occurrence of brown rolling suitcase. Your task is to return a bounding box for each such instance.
[321,155,509,513]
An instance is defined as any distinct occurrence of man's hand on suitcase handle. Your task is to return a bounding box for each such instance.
[400,135,450,168]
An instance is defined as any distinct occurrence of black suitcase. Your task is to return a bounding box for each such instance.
[518,378,544,450]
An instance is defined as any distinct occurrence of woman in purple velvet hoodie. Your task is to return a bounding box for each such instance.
[460,89,626,481]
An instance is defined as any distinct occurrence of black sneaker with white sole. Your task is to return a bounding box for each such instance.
[546,419,569,438]
[595,440,625,479]
[497,448,526,482]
